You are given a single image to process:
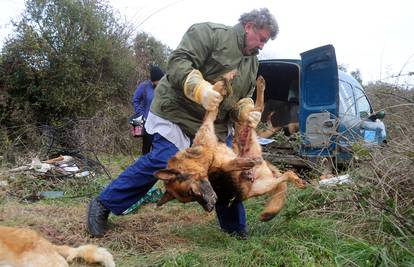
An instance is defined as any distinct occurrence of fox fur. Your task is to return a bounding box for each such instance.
[155,73,305,221]
[0,226,115,267]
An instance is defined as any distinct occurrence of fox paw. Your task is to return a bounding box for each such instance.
[294,179,307,188]
[260,211,277,222]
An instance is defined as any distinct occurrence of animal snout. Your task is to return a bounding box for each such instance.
[203,192,217,212]
[199,179,217,212]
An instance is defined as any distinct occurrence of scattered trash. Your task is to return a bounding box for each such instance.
[31,158,53,173]
[39,191,64,199]
[4,148,111,202]
[122,185,163,215]
[6,155,94,178]
[0,180,8,188]
[319,174,351,186]
[61,165,80,173]
[44,155,74,164]
[75,171,91,177]
[257,136,275,145]
[9,165,31,172]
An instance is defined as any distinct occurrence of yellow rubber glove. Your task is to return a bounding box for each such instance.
[234,98,262,128]
[247,111,262,128]
[184,70,223,111]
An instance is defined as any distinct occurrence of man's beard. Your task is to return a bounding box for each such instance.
[250,48,259,55]
[243,47,259,56]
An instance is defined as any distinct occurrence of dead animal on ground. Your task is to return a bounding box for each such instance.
[256,99,299,138]
[155,74,306,221]
[0,226,115,267]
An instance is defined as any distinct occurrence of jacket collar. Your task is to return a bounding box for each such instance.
[233,23,259,56]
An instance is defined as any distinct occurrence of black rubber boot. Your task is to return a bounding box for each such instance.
[87,197,110,237]
[235,229,248,240]
[222,229,249,240]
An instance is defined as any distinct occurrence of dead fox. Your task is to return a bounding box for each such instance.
[155,74,305,221]
[0,226,115,267]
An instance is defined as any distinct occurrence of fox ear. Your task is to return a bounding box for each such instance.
[157,191,175,206]
[154,169,179,181]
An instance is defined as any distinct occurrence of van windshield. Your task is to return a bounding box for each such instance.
[354,86,371,116]
[339,80,356,120]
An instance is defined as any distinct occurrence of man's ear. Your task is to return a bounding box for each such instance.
[244,21,256,33]
[157,191,175,206]
[154,169,179,182]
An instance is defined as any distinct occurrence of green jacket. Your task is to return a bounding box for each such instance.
[150,22,258,141]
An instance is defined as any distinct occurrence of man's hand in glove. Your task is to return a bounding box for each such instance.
[248,111,262,128]
[198,84,223,111]
[234,98,262,128]
[184,69,223,111]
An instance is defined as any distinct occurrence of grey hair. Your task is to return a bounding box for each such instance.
[239,8,279,40]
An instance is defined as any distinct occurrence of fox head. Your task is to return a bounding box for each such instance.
[154,146,217,212]
[154,169,217,212]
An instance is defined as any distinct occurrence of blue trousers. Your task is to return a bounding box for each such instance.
[98,133,247,233]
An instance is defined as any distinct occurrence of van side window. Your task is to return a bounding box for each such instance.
[339,80,356,119]
[354,86,371,117]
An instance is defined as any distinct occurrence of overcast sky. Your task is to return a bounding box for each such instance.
[1,0,413,85]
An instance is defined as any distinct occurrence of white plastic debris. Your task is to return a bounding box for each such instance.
[75,171,90,177]
[257,136,275,145]
[0,180,8,187]
[9,165,30,172]
[30,158,53,173]
[63,166,80,172]
[40,191,64,198]
[319,174,351,186]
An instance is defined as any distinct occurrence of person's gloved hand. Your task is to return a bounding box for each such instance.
[198,84,223,111]
[184,69,223,111]
[248,111,262,128]
[234,98,261,128]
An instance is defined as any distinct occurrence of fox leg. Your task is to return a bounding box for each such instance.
[220,157,262,172]
[247,172,290,198]
[254,75,265,112]
[259,171,306,221]
[245,169,305,221]
[193,78,229,147]
[284,170,306,188]
[260,182,288,221]
[55,244,115,267]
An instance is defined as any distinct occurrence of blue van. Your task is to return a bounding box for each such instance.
[257,44,386,166]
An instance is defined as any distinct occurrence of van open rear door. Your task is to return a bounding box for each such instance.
[299,44,339,157]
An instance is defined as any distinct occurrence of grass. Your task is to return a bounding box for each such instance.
[1,155,413,267]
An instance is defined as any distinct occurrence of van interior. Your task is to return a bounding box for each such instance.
[255,61,300,136]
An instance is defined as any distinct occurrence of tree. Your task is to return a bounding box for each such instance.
[0,0,135,125]
[133,32,171,83]
[338,64,363,85]
[338,63,348,72]
[350,69,363,85]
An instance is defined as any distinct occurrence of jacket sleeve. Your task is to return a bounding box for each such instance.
[166,23,215,92]
[132,83,145,115]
